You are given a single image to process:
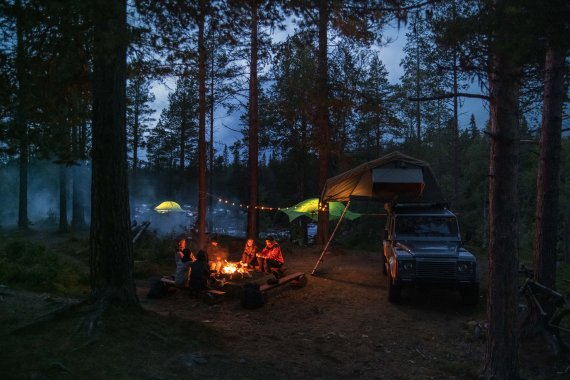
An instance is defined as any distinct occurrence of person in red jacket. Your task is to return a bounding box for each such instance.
[258,235,284,275]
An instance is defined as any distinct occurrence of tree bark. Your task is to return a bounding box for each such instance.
[133,85,140,175]
[197,0,208,249]
[483,7,521,377]
[72,163,86,230]
[247,0,259,240]
[90,0,138,306]
[16,0,28,230]
[533,45,566,289]
[414,15,421,141]
[59,165,69,232]
[71,123,86,231]
[316,0,330,245]
[451,2,460,209]
[208,17,216,233]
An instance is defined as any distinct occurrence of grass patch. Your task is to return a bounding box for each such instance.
[0,306,230,380]
[0,240,89,295]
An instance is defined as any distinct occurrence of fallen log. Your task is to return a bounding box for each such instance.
[259,272,307,293]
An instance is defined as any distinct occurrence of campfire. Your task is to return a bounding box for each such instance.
[220,261,252,279]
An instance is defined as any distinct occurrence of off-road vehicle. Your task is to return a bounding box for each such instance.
[383,203,479,304]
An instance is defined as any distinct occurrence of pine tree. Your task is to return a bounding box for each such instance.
[90,0,138,306]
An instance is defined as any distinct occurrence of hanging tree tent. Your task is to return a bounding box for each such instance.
[312,151,447,274]
[281,198,362,222]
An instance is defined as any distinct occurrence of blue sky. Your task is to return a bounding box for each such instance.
[149,21,490,148]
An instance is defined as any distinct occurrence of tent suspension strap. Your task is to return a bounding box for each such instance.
[311,200,351,275]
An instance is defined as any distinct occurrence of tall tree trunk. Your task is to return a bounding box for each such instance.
[247,0,259,240]
[533,45,566,289]
[133,86,140,174]
[18,134,28,229]
[90,0,138,306]
[180,93,186,177]
[59,165,69,232]
[197,1,208,249]
[16,0,28,230]
[484,4,521,376]
[208,18,215,233]
[451,2,460,208]
[414,16,421,141]
[72,164,86,230]
[71,123,86,231]
[316,0,330,245]
[452,48,460,208]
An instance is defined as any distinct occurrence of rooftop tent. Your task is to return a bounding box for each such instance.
[312,152,446,275]
[154,201,185,214]
[320,151,446,204]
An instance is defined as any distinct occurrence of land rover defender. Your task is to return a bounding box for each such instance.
[383,203,479,304]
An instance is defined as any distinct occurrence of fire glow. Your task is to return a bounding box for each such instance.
[220,261,251,278]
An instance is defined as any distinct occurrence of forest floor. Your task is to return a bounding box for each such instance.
[1,232,569,379]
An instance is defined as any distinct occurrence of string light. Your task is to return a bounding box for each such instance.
[206,192,299,212]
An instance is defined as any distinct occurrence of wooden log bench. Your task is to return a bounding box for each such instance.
[160,276,226,304]
[160,276,176,287]
[200,289,226,305]
[259,272,308,293]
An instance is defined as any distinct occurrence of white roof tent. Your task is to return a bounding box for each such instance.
[320,151,446,204]
[312,151,447,274]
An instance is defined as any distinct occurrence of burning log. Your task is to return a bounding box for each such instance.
[220,261,252,279]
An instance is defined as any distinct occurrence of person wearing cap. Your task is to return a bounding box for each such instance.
[258,236,284,274]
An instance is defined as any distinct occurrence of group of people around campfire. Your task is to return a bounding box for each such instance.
[174,235,285,291]
[241,236,284,274]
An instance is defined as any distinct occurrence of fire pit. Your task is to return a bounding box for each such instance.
[218,261,253,280]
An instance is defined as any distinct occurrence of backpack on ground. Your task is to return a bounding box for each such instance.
[240,282,265,309]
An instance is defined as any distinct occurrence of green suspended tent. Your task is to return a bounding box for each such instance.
[281,198,361,222]
[154,201,185,214]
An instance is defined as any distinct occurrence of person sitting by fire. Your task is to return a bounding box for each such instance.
[258,236,284,276]
[189,250,212,291]
[207,235,227,274]
[241,238,258,270]
[175,238,186,263]
[175,247,194,287]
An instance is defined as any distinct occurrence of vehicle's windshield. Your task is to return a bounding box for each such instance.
[395,216,459,238]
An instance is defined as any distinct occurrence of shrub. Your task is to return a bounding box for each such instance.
[0,240,88,295]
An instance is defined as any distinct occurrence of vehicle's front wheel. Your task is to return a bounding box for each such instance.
[387,271,401,304]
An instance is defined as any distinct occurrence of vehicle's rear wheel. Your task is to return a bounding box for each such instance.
[552,308,570,352]
[387,271,401,304]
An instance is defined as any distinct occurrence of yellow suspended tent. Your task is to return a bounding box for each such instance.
[154,201,185,214]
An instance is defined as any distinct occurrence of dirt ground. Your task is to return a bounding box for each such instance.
[1,241,569,379]
[139,245,568,379]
